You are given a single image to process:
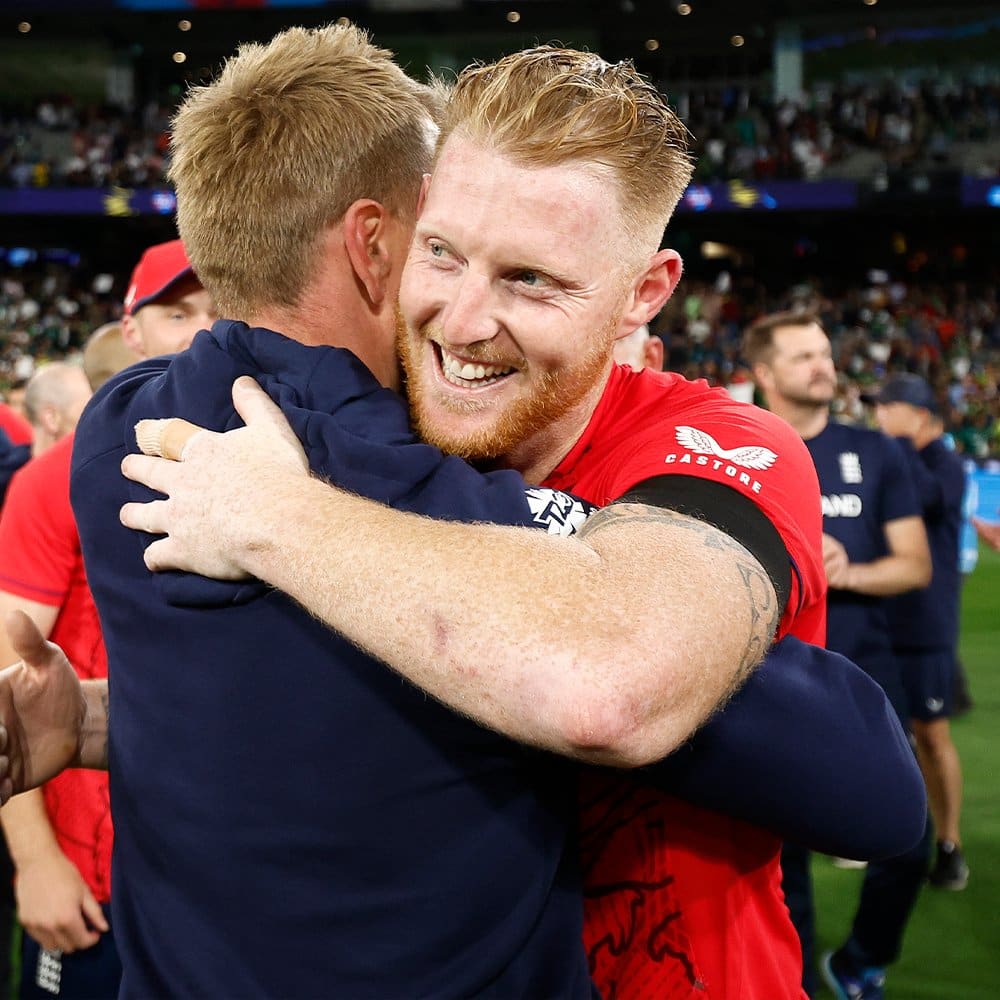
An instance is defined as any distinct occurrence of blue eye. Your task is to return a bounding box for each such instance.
[517,271,539,286]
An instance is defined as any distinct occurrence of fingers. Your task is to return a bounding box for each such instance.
[231,376,280,425]
[80,891,109,934]
[4,611,51,667]
[141,537,181,574]
[121,452,185,496]
[119,498,171,536]
[135,417,205,462]
[23,913,100,954]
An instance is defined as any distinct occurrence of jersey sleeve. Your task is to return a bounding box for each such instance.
[606,396,827,644]
[0,449,77,608]
[635,635,927,859]
[891,436,941,518]
[878,436,923,525]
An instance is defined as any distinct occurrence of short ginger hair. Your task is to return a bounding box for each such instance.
[438,46,693,255]
[169,24,439,318]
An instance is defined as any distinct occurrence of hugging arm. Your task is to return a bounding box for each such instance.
[637,635,927,859]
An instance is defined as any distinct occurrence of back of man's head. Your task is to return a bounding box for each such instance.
[83,322,142,391]
[23,362,92,454]
[613,324,664,371]
[438,47,693,257]
[169,23,439,320]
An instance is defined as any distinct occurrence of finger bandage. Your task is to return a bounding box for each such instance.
[135,418,203,462]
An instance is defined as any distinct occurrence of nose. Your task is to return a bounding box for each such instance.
[440,271,499,348]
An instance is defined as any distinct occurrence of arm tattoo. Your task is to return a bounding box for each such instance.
[580,502,780,680]
[734,560,780,681]
[98,687,110,770]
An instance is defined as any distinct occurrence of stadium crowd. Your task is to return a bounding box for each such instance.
[654,276,1000,457]
[3,259,999,458]
[2,72,999,189]
[682,76,1000,182]
[0,98,172,190]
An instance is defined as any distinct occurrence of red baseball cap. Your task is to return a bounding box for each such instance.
[123,239,196,316]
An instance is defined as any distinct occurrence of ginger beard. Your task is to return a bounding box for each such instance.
[396,306,620,464]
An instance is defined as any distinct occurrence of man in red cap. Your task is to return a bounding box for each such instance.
[121,239,217,359]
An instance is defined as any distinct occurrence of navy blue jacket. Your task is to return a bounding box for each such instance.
[72,322,591,1000]
[640,636,925,860]
[887,437,965,650]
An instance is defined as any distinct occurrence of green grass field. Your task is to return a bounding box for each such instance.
[813,544,1000,998]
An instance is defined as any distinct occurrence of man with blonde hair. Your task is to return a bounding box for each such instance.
[68,26,595,999]
[0,31,923,1000]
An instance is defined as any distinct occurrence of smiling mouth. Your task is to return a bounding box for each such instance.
[436,344,517,389]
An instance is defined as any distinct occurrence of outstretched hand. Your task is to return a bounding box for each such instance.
[821,532,852,590]
[120,376,309,578]
[0,611,87,804]
[972,517,1000,553]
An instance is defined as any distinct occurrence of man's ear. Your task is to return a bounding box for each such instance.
[416,173,432,217]
[751,361,773,396]
[37,404,60,439]
[644,334,665,372]
[619,248,683,334]
[343,199,394,306]
[121,314,144,358]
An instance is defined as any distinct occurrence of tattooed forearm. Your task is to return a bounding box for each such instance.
[578,502,750,557]
[77,679,111,771]
[98,686,110,769]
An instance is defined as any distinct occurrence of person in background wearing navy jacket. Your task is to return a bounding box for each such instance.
[745,311,932,1000]
[1,28,923,999]
[874,373,970,891]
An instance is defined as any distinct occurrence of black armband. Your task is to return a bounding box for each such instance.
[618,474,791,612]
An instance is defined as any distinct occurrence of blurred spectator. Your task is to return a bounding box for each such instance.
[3,73,998,191]
[655,274,1000,458]
[21,362,92,457]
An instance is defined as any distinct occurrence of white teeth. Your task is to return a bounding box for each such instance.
[439,348,515,387]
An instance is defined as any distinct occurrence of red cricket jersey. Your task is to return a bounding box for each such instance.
[0,433,112,903]
[0,402,32,446]
[544,365,826,1000]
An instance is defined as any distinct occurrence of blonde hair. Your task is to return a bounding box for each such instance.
[169,24,438,318]
[438,47,693,254]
